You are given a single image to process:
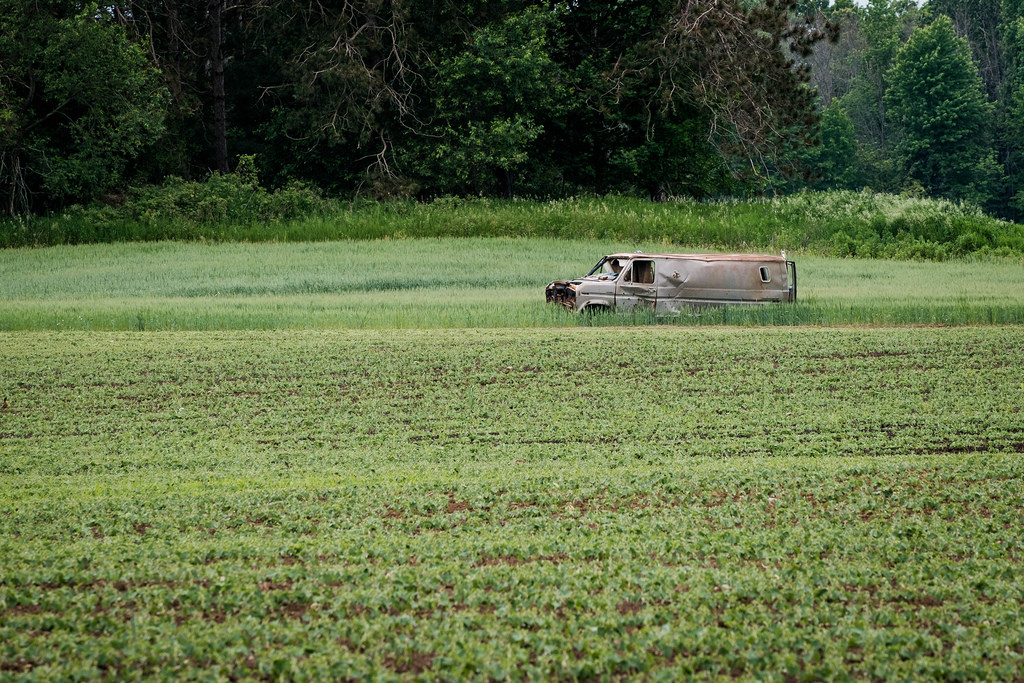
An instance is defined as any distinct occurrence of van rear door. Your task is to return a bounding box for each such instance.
[786,260,797,302]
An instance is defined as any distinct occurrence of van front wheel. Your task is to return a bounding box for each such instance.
[581,304,612,324]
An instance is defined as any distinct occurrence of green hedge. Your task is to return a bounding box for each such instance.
[3,169,1023,261]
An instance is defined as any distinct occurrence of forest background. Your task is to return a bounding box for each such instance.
[2,0,1024,228]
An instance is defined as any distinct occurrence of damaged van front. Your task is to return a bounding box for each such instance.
[544,255,628,312]
[545,253,796,314]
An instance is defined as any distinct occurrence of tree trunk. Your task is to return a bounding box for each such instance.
[209,0,229,172]
[2,151,28,216]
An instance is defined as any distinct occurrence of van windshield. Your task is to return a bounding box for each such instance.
[586,257,623,278]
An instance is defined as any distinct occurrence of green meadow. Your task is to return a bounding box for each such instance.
[2,238,1024,330]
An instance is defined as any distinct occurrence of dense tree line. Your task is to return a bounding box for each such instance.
[2,0,1022,219]
[1,0,831,213]
[801,0,1024,219]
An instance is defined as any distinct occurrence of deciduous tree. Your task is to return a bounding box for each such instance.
[797,100,862,190]
[427,8,563,197]
[556,0,836,196]
[885,15,998,204]
[0,2,167,214]
[1001,0,1024,213]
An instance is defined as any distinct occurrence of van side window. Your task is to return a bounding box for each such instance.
[631,260,654,284]
[759,266,770,283]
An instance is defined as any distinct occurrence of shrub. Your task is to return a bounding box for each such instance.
[0,156,336,246]
[1,186,1022,261]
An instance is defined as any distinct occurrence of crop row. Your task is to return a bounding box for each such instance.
[2,327,1023,679]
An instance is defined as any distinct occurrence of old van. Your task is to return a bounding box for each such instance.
[545,253,796,314]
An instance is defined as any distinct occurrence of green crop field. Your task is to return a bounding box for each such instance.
[2,238,1024,680]
[3,326,1024,680]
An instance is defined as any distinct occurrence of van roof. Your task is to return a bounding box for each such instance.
[607,253,787,263]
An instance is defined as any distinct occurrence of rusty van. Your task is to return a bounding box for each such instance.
[545,252,796,314]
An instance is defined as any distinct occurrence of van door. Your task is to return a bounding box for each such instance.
[616,259,657,311]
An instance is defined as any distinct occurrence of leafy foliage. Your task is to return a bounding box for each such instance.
[805,0,1024,219]
[2,328,1024,678]
[885,16,999,205]
[0,3,167,214]
[1002,3,1024,213]
[798,101,863,190]
[426,9,563,197]
[117,156,329,227]
[5,0,1024,227]
[3,190,1022,263]
[5,0,838,212]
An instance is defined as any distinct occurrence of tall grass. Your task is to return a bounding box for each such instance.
[3,189,1023,259]
[2,238,1023,330]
